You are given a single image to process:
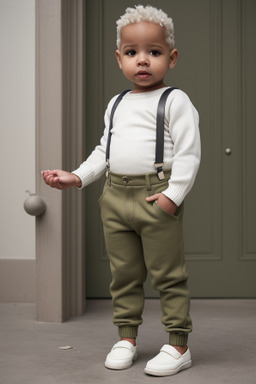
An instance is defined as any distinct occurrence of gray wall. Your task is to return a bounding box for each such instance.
[0,0,36,301]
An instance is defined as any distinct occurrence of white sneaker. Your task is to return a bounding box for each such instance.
[105,340,137,370]
[144,344,192,376]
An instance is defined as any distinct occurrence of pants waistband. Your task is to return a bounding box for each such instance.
[107,170,171,189]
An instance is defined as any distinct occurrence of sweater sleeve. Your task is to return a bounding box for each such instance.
[161,91,201,206]
[71,97,115,188]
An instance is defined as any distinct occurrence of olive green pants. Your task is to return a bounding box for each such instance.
[99,172,192,346]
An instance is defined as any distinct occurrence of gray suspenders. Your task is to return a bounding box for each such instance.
[155,87,178,179]
[105,89,131,174]
[106,87,178,180]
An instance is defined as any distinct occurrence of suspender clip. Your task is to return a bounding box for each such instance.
[106,160,110,177]
[155,162,165,180]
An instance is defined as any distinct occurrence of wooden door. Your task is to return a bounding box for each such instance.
[85,0,256,298]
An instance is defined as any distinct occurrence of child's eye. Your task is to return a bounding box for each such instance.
[126,50,136,56]
[150,50,161,56]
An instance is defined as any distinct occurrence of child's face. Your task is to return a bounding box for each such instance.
[116,21,178,93]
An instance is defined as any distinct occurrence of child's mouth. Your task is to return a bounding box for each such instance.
[136,71,151,79]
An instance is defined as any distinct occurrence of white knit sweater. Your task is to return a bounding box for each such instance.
[73,87,201,206]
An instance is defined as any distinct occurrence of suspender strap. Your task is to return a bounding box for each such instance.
[106,90,130,171]
[155,87,178,180]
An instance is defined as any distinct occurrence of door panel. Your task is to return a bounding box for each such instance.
[85,0,256,298]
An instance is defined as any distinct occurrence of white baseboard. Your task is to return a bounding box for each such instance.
[0,259,35,302]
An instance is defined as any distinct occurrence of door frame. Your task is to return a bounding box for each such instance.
[35,0,85,321]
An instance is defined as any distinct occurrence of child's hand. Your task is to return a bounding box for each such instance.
[41,170,82,190]
[146,193,177,215]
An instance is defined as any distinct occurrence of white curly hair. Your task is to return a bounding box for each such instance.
[116,5,175,50]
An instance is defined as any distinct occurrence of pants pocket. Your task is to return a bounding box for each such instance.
[154,200,184,220]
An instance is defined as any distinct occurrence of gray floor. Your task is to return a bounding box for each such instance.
[1,299,256,384]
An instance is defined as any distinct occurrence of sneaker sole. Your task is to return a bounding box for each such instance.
[105,354,137,370]
[144,360,192,376]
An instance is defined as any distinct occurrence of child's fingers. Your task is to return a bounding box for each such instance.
[53,180,64,189]
[43,174,59,188]
[41,170,54,181]
[42,170,61,188]
[146,193,161,202]
[42,169,74,189]
[46,175,56,186]
[41,170,48,180]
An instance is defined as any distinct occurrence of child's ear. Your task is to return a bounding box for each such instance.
[115,50,122,69]
[169,49,178,70]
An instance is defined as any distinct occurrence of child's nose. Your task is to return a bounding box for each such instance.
[137,54,149,66]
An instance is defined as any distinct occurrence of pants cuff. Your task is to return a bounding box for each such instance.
[169,333,188,346]
[118,326,138,339]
